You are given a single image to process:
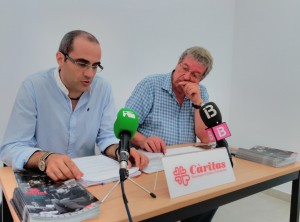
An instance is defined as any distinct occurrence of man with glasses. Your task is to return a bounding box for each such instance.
[125,46,216,222]
[0,30,148,181]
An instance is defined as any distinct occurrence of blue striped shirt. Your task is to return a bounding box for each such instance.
[0,68,119,170]
[125,72,209,146]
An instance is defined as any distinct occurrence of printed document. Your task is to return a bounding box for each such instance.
[73,155,141,187]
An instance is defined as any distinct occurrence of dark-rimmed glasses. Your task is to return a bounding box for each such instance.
[61,52,103,73]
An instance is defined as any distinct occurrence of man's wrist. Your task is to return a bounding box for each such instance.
[192,102,205,109]
[103,144,120,160]
[114,145,120,160]
[38,152,54,172]
[25,151,45,170]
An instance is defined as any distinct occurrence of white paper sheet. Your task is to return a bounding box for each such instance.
[140,146,205,173]
[73,155,141,187]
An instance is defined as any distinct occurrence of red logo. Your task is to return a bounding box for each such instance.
[173,166,190,186]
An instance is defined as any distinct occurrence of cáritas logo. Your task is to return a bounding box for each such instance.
[174,166,190,186]
[173,161,227,186]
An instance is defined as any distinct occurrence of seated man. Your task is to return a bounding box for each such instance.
[125,46,216,222]
[0,30,148,181]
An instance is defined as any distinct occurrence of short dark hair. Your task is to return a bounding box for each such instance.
[58,30,99,55]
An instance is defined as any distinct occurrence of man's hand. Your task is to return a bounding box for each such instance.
[128,148,149,170]
[46,154,84,181]
[178,81,202,105]
[141,136,166,154]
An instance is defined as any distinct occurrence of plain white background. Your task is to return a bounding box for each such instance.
[0,0,299,193]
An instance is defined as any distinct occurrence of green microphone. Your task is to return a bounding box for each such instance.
[113,108,139,181]
[114,108,138,139]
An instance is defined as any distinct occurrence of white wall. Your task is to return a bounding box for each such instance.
[0,0,234,138]
[230,0,300,193]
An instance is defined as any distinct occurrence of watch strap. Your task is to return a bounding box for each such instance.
[41,152,54,161]
[192,103,204,109]
[38,152,54,172]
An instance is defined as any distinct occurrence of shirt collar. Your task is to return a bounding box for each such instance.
[162,71,174,95]
[54,68,92,97]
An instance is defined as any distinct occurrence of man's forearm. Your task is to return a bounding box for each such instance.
[194,109,210,143]
[103,144,119,159]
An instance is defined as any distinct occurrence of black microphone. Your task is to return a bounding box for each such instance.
[114,108,139,181]
[199,102,233,167]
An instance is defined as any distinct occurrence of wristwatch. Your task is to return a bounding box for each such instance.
[192,103,205,109]
[38,152,53,172]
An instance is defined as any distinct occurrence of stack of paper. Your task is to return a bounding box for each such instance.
[73,155,141,187]
[236,145,298,167]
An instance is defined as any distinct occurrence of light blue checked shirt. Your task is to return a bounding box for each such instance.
[0,68,119,171]
[125,72,209,146]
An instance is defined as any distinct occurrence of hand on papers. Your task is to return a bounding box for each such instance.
[142,136,166,154]
[129,148,149,170]
[73,155,141,187]
[45,149,147,182]
[46,154,84,181]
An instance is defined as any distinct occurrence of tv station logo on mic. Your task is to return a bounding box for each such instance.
[114,108,138,140]
[206,123,231,142]
[122,110,136,119]
[202,104,218,119]
[200,102,231,143]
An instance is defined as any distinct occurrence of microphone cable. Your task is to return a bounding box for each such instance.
[120,180,133,222]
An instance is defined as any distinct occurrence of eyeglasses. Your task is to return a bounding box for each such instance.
[61,52,104,73]
[179,64,204,82]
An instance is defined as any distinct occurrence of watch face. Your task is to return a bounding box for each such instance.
[38,160,46,172]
